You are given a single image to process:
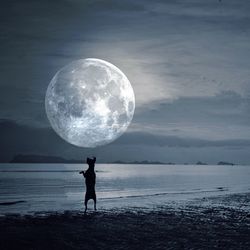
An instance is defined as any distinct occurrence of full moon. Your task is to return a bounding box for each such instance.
[45,58,135,148]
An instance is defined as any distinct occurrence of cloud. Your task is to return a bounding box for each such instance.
[131,91,250,140]
[116,131,250,148]
[1,0,250,111]
[1,119,250,164]
[1,0,250,163]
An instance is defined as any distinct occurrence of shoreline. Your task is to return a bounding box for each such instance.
[1,193,249,250]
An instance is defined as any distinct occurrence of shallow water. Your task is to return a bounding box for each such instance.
[0,164,249,214]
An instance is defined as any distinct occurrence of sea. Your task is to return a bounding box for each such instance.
[0,164,249,215]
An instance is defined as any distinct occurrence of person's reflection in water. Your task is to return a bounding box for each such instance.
[79,157,97,213]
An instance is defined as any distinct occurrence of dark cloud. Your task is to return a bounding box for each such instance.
[133,91,250,141]
[1,120,250,164]
[116,131,250,148]
[0,0,250,163]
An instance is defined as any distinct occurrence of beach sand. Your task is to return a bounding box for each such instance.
[1,193,250,250]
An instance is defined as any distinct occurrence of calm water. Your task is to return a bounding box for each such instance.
[0,164,249,214]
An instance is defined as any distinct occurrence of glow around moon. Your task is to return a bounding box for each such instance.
[45,58,135,148]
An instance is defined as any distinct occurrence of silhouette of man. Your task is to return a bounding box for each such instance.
[79,157,97,213]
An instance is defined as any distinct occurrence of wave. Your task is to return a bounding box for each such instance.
[99,188,228,200]
[0,170,106,173]
[0,200,26,206]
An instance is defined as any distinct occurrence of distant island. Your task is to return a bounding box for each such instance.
[108,160,236,165]
[195,161,235,166]
[110,160,174,165]
[217,161,235,166]
[196,161,208,165]
[9,154,236,166]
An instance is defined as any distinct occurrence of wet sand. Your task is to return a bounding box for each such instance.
[1,193,250,250]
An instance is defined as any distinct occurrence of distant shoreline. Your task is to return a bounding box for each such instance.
[4,154,239,166]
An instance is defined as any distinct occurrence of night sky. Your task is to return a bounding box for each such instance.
[1,0,250,164]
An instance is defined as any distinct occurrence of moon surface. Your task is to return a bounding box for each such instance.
[45,58,135,148]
